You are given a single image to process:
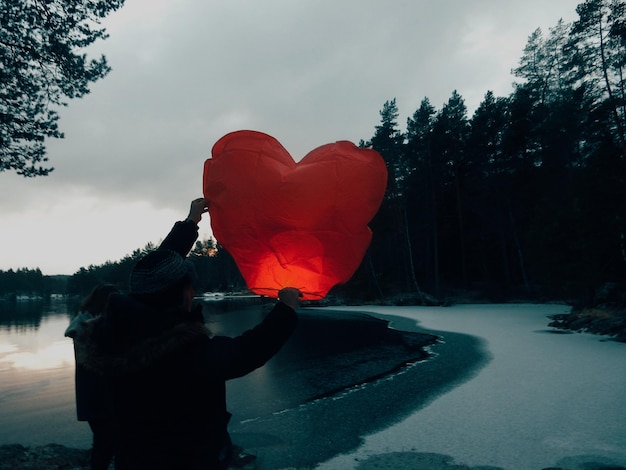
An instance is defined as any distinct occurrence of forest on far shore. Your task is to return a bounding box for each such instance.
[2,0,626,306]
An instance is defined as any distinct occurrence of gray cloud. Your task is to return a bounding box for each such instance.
[0,0,581,273]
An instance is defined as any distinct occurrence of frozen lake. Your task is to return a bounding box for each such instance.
[1,302,625,470]
[315,304,626,470]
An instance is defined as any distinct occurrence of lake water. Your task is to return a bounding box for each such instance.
[2,300,625,470]
[0,297,436,453]
[0,299,84,447]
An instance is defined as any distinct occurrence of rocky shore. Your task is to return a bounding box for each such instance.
[0,444,89,470]
[548,282,626,342]
[0,443,258,470]
[548,307,626,341]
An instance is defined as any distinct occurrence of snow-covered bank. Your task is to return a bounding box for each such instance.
[315,304,626,470]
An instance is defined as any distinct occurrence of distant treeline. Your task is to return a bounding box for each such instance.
[4,0,626,304]
[62,240,246,298]
[0,268,66,299]
[0,240,246,299]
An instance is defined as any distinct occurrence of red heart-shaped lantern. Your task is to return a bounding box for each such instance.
[203,130,387,300]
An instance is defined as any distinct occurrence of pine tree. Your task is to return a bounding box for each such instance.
[567,0,626,155]
[0,0,125,176]
[431,91,470,286]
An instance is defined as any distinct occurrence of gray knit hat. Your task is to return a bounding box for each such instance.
[130,249,197,295]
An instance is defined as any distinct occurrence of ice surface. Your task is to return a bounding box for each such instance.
[315,304,626,470]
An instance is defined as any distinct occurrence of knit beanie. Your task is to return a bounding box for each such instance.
[130,249,197,295]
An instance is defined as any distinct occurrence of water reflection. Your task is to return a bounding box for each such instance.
[0,299,83,447]
[0,297,78,331]
[0,335,74,370]
[0,299,46,330]
[0,303,75,371]
[0,298,437,453]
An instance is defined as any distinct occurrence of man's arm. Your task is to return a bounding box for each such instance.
[207,288,302,379]
[159,198,208,257]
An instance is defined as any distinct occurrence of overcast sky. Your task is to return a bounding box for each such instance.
[0,0,582,275]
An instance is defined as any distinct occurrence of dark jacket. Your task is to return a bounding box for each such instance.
[78,296,296,469]
[65,220,198,423]
[76,219,298,469]
[159,218,200,257]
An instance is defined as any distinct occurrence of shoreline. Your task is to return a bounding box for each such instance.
[226,308,488,469]
[1,307,467,469]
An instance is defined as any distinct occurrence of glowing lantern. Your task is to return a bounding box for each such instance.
[203,130,387,300]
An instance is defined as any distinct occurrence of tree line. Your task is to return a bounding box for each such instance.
[0,238,246,299]
[0,268,67,299]
[349,0,626,303]
[63,239,246,298]
[3,0,625,304]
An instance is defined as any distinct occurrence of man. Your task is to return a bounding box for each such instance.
[81,198,300,469]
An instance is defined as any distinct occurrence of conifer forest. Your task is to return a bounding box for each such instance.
[3,1,626,304]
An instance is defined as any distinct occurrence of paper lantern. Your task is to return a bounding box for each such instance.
[203,130,387,300]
